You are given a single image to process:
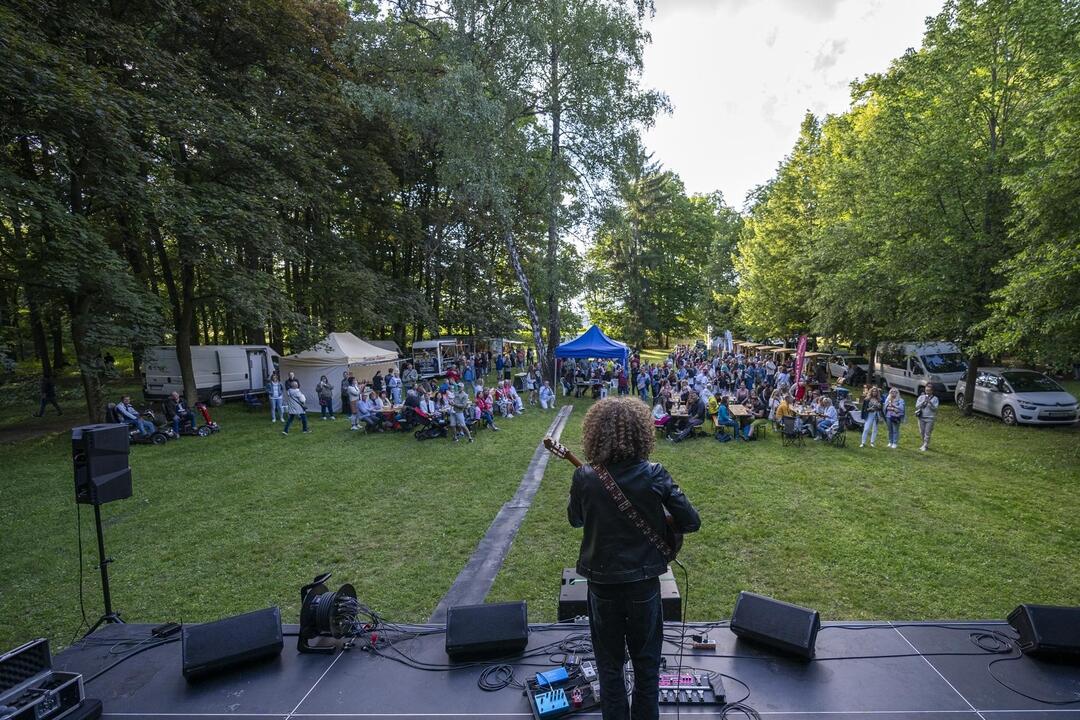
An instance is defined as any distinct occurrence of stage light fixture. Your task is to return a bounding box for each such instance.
[298,572,361,654]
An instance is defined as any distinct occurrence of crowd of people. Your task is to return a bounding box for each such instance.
[587,342,939,451]
[265,347,558,441]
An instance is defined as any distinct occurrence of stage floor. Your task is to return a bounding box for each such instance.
[55,620,1080,719]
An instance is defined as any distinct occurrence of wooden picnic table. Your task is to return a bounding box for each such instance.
[729,403,751,418]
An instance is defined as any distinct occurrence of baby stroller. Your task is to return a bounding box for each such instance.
[411,408,448,441]
[195,402,220,434]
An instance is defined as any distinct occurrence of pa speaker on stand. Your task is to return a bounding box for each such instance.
[72,423,133,634]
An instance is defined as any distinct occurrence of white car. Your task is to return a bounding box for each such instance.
[955,368,1078,426]
[827,354,869,382]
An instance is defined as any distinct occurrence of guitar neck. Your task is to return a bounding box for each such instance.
[544,437,584,468]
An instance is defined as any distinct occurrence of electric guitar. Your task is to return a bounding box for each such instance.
[543,437,683,561]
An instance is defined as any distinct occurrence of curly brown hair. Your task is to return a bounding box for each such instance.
[581,397,655,467]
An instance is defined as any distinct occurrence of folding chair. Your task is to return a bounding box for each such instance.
[781,416,803,447]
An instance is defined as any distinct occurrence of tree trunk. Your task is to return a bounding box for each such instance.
[504,229,547,376]
[544,43,562,375]
[50,307,65,368]
[69,293,106,423]
[28,299,51,379]
[961,350,981,416]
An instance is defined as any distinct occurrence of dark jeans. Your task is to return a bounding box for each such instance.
[283,413,308,433]
[587,577,663,720]
[36,396,62,415]
[671,417,703,442]
[172,410,195,434]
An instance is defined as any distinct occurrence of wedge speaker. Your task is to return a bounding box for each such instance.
[181,607,283,681]
[730,591,820,659]
[445,601,528,660]
[1008,604,1080,660]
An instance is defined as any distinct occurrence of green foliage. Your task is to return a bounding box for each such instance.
[1,0,665,413]
[585,148,738,347]
[731,0,1080,367]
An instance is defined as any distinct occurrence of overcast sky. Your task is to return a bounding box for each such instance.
[641,0,944,208]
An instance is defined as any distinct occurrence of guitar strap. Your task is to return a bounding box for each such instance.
[591,463,675,562]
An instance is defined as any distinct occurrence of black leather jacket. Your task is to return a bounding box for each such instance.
[568,460,701,584]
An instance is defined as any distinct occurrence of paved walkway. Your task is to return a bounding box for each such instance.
[429,404,573,622]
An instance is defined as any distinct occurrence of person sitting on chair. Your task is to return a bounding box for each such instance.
[715,396,739,440]
[164,391,196,435]
[539,380,555,409]
[670,391,706,443]
[116,395,154,437]
[815,397,838,439]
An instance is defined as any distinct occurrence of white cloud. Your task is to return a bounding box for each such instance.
[642,0,943,206]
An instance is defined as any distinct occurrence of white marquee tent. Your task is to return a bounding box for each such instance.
[278,332,400,412]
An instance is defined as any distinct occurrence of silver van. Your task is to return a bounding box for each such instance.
[874,341,967,398]
[955,368,1078,426]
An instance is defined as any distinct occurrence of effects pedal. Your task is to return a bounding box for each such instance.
[524,664,601,719]
[534,688,569,717]
[691,632,716,650]
[658,671,725,705]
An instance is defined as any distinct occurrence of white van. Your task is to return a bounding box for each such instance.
[873,342,967,398]
[143,345,279,405]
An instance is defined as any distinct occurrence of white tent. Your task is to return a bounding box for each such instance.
[278,332,400,412]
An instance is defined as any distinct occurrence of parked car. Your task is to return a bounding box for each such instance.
[828,354,869,384]
[873,341,967,398]
[955,368,1078,426]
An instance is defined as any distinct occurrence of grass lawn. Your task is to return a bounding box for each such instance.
[0,375,563,651]
[488,387,1080,623]
[1,366,1078,654]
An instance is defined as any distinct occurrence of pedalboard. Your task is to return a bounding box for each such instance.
[658,671,725,705]
[525,664,601,719]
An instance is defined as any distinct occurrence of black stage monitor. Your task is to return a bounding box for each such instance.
[730,591,820,659]
[445,601,528,660]
[182,607,284,681]
[1008,604,1080,660]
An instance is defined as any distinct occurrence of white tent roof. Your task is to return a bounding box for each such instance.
[364,338,402,356]
[283,332,398,367]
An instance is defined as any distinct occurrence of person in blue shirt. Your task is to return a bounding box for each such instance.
[266,373,285,423]
[714,397,739,440]
[116,395,154,437]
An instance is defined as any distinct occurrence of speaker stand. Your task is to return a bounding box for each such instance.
[85,504,124,636]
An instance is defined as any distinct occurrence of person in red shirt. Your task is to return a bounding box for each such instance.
[446,364,460,384]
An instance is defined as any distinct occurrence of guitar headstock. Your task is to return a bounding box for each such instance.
[543,436,569,458]
[543,437,583,467]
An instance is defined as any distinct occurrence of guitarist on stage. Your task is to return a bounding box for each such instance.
[567,397,701,720]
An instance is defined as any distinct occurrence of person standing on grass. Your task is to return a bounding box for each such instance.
[267,373,285,423]
[316,375,335,420]
[340,371,351,420]
[450,383,474,443]
[860,386,883,447]
[568,397,701,720]
[387,368,402,405]
[884,387,905,449]
[34,374,62,416]
[283,383,310,435]
[915,384,939,452]
[347,377,361,430]
[402,362,418,395]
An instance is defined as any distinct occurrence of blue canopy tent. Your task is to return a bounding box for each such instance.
[552,325,629,390]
